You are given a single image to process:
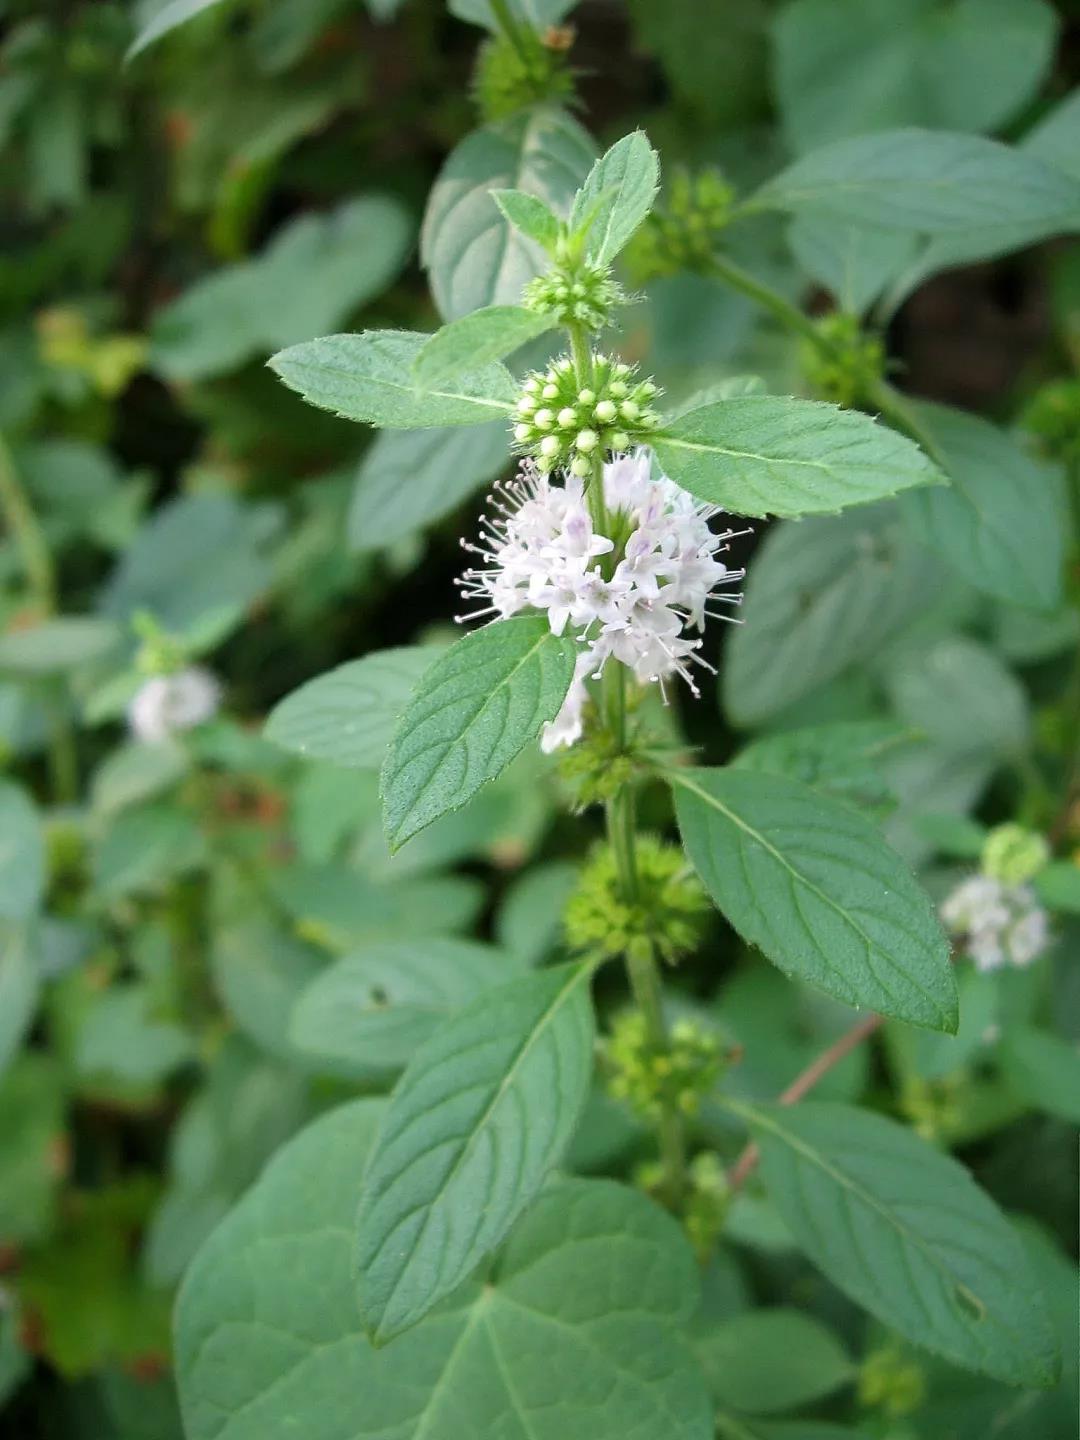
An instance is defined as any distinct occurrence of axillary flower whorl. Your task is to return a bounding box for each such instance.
[511,354,662,475]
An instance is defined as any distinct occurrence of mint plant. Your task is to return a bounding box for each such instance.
[1,1,1079,1436]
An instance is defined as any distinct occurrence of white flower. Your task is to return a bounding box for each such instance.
[457,450,746,750]
[940,873,1050,972]
[128,666,221,743]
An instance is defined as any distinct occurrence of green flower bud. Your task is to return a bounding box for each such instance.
[594,399,617,423]
[570,455,591,477]
[575,429,598,452]
[557,406,577,427]
[540,434,561,458]
[982,823,1050,886]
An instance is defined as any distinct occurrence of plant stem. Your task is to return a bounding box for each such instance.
[0,430,56,614]
[0,430,79,804]
[705,252,950,470]
[704,251,822,346]
[487,0,533,65]
[727,1012,883,1192]
[567,328,688,1208]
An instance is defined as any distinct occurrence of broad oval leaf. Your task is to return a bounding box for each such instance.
[126,0,224,60]
[176,1100,709,1440]
[349,423,509,551]
[653,395,941,518]
[354,962,595,1341]
[732,720,918,816]
[269,330,516,429]
[670,767,958,1031]
[755,128,1080,235]
[900,402,1066,611]
[0,618,121,677]
[421,107,595,321]
[732,1098,1061,1387]
[722,504,944,726]
[774,0,1059,154]
[265,645,444,769]
[413,306,554,387]
[381,616,576,850]
[289,937,521,1073]
[570,130,660,265]
[0,782,45,922]
[694,1308,852,1415]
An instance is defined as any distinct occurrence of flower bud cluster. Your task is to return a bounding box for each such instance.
[1022,378,1080,465]
[472,26,574,123]
[628,168,735,281]
[522,256,626,331]
[858,1346,926,1419]
[603,1009,723,1120]
[981,822,1050,886]
[128,667,221,744]
[940,873,1049,972]
[564,835,710,965]
[511,355,661,474]
[801,312,886,409]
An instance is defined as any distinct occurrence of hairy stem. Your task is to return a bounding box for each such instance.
[569,329,688,1209]
[727,1012,883,1192]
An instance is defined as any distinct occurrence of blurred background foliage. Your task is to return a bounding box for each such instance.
[0,0,1078,1436]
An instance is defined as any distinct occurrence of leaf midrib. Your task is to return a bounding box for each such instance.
[367,963,590,1340]
[670,770,950,1026]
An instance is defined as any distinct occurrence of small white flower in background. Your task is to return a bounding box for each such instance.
[456,449,746,752]
[128,666,221,744]
[940,874,1050,972]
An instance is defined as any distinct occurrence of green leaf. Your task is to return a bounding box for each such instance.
[269,330,516,429]
[450,0,576,28]
[731,1099,1061,1387]
[0,925,39,1077]
[102,493,278,633]
[75,984,195,1088]
[999,1025,1080,1124]
[901,403,1066,611]
[354,962,595,1341]
[349,422,509,551]
[421,108,595,320]
[695,1308,852,1415]
[627,0,771,129]
[884,635,1030,758]
[569,130,660,265]
[755,129,1080,235]
[0,781,45,922]
[732,720,917,816]
[414,306,555,387]
[289,938,521,1074]
[152,199,413,383]
[212,921,323,1063]
[670,768,957,1031]
[722,505,942,726]
[91,740,191,817]
[381,617,575,850]
[0,618,121,677]
[787,216,919,314]
[270,863,484,948]
[496,858,579,966]
[126,0,226,60]
[93,806,206,900]
[773,0,1059,154]
[1035,860,1080,914]
[265,645,444,769]
[177,1103,709,1440]
[490,187,563,250]
[653,395,941,518]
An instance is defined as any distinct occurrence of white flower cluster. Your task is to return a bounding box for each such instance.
[940,874,1050,972]
[129,666,221,744]
[457,450,745,751]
